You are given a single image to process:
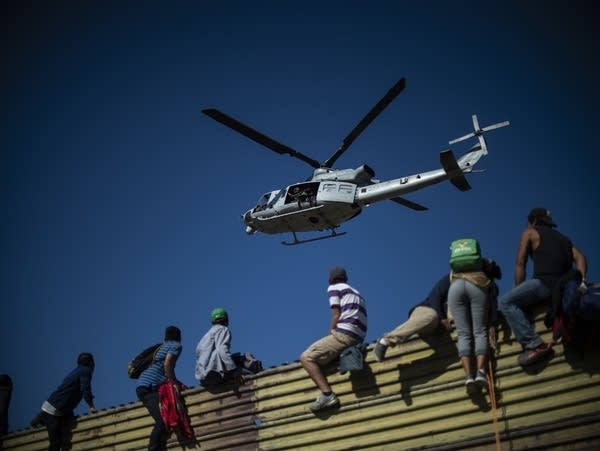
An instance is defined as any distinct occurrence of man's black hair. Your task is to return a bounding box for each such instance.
[165,325,182,342]
[77,352,95,368]
[329,266,348,285]
[528,207,556,227]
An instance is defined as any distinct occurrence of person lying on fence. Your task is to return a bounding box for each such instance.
[30,353,97,451]
[373,273,451,362]
[195,308,246,387]
[498,208,587,367]
[448,258,501,393]
[300,266,367,412]
[136,326,182,451]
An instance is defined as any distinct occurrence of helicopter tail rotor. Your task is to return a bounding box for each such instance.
[449,114,510,155]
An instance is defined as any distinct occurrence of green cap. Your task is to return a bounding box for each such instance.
[210,307,228,322]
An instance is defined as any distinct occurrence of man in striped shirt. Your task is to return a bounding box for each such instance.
[300,266,367,412]
[136,326,182,451]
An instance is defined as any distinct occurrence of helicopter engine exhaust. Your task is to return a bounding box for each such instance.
[311,164,375,186]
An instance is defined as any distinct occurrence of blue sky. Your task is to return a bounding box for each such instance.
[1,1,598,432]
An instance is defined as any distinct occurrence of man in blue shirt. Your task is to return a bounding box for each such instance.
[136,325,182,451]
[373,274,451,362]
[30,353,97,451]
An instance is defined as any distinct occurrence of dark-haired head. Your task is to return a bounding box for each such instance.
[328,266,348,285]
[165,325,182,342]
[77,352,95,368]
[527,207,556,228]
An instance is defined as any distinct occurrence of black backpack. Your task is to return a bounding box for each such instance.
[127,343,162,379]
[232,352,263,374]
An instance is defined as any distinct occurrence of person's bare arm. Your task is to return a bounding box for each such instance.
[164,353,177,382]
[329,306,341,333]
[572,245,588,281]
[514,228,535,285]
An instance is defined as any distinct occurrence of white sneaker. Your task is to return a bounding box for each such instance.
[310,392,339,412]
[475,370,488,388]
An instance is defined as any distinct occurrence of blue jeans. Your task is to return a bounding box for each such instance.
[498,278,550,349]
[448,278,489,357]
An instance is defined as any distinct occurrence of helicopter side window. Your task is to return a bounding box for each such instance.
[286,186,302,204]
[253,193,271,212]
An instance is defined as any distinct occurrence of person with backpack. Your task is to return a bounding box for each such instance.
[372,274,451,362]
[299,266,367,412]
[447,239,501,392]
[136,326,182,451]
[499,208,587,366]
[29,353,97,451]
[195,308,245,387]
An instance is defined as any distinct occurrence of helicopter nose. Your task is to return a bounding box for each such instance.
[242,211,256,234]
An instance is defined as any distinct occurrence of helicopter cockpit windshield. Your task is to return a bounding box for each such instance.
[253,192,272,213]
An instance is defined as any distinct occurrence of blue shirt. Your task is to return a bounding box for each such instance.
[412,274,451,319]
[137,341,182,389]
[46,364,94,415]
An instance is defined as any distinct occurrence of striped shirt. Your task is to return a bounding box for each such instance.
[137,341,182,389]
[328,282,367,340]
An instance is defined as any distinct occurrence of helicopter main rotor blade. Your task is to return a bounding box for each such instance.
[323,77,407,168]
[389,196,428,211]
[202,108,321,168]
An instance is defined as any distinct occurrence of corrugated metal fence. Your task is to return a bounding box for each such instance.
[4,315,600,450]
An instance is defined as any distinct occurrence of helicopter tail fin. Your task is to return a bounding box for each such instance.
[440,150,472,192]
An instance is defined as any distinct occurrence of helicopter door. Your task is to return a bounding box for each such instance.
[317,182,356,204]
[285,182,319,207]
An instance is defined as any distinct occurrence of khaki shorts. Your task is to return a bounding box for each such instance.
[302,330,359,365]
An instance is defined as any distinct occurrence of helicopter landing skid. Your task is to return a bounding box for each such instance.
[281,229,346,246]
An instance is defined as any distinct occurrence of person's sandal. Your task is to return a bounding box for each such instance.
[518,342,552,366]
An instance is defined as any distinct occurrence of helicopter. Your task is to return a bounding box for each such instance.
[203,77,509,245]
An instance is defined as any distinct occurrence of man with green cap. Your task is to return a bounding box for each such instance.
[194,308,240,387]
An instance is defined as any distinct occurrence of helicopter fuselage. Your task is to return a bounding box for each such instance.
[202,76,509,243]
[242,149,479,235]
[243,180,360,235]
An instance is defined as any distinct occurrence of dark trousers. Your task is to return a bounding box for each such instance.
[0,388,11,436]
[137,386,167,451]
[41,412,73,451]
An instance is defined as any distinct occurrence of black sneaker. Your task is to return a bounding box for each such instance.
[373,341,388,362]
[465,375,477,394]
